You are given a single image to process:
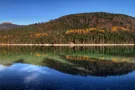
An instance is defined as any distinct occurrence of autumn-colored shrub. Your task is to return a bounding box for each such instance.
[111,26,129,32]
[65,28,105,34]
[35,33,48,37]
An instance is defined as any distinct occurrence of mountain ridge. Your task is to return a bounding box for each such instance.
[0,22,25,30]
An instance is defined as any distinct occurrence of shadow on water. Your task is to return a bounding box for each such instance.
[14,59,25,63]
[42,57,135,76]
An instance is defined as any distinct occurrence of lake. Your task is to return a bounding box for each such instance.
[0,46,135,90]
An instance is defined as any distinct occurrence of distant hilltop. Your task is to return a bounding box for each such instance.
[1,22,13,24]
[0,22,25,30]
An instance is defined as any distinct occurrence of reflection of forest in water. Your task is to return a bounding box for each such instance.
[43,57,135,76]
[0,46,135,76]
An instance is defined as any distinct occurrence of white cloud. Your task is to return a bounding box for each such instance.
[21,65,49,74]
[24,73,39,83]
[0,65,7,71]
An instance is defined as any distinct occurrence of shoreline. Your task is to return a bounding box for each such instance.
[0,44,135,46]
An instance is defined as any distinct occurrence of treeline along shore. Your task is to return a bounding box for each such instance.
[0,44,135,46]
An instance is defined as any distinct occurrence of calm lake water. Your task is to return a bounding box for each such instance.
[0,46,135,90]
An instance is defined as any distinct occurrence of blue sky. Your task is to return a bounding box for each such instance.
[0,0,134,25]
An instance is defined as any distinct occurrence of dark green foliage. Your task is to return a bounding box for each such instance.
[0,12,135,44]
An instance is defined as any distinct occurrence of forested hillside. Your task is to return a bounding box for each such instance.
[0,12,135,44]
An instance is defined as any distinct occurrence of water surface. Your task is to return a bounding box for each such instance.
[0,46,135,90]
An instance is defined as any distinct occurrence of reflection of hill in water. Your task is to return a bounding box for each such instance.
[0,46,135,76]
[42,57,135,76]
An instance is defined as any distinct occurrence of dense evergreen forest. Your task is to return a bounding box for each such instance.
[0,12,135,44]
